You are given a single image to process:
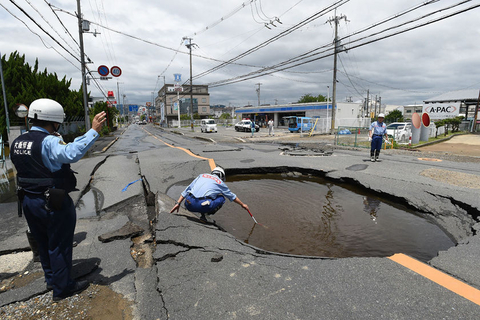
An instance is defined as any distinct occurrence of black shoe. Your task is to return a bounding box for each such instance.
[52,280,89,302]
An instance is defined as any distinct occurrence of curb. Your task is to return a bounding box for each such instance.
[412,132,469,149]
[102,137,118,152]
[193,136,215,143]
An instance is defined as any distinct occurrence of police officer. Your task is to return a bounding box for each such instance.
[368,113,388,162]
[10,98,106,301]
[170,167,249,221]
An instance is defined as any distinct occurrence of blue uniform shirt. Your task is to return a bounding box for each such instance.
[370,121,387,135]
[181,173,237,202]
[31,126,99,172]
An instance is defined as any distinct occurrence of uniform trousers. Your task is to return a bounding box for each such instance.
[370,135,383,156]
[22,193,76,298]
[185,194,226,215]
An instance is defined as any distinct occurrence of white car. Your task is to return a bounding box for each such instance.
[234,120,259,132]
[200,119,217,133]
[386,122,411,143]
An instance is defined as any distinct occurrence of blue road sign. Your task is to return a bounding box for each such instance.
[98,65,109,76]
[129,105,139,112]
[174,73,181,82]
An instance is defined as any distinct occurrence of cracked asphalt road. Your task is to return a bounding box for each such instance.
[1,124,480,319]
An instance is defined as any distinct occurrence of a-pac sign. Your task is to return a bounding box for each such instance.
[423,102,460,119]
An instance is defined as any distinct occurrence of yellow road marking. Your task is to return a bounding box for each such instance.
[143,129,216,170]
[389,253,480,305]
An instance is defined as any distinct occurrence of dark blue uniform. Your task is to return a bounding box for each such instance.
[11,127,98,299]
[369,121,387,159]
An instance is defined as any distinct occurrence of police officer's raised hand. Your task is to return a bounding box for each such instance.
[92,111,107,133]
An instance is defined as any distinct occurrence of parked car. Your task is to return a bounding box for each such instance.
[235,120,260,132]
[139,120,147,125]
[200,119,217,133]
[386,122,411,143]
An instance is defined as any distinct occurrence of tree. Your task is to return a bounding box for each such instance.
[90,101,118,135]
[385,110,404,123]
[434,119,444,138]
[298,94,327,103]
[0,51,85,141]
[219,113,231,119]
[443,116,464,133]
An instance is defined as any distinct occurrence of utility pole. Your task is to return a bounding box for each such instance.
[327,11,348,134]
[117,81,122,126]
[374,95,378,118]
[378,96,382,115]
[327,86,330,129]
[366,89,370,118]
[183,37,196,131]
[76,0,90,131]
[256,83,262,106]
[122,94,126,125]
[473,89,480,132]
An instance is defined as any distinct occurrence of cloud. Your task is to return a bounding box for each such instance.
[1,0,479,108]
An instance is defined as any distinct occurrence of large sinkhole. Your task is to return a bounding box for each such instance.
[167,172,454,262]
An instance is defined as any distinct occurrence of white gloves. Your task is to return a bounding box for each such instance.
[368,137,372,142]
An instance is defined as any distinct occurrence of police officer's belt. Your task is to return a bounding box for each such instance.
[17,177,56,187]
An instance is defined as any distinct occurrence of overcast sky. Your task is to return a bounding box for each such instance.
[1,0,479,108]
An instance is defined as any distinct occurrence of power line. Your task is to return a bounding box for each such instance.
[43,0,80,47]
[1,2,80,70]
[206,1,480,87]
[193,0,350,81]
[8,0,81,64]
[190,0,255,36]
[24,0,80,56]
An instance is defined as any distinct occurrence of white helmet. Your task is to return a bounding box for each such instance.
[211,167,226,182]
[378,113,385,118]
[28,98,65,124]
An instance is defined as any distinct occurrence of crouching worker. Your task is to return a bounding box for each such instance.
[170,167,249,221]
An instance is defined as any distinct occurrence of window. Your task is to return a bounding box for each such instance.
[202,98,206,103]
[202,107,207,112]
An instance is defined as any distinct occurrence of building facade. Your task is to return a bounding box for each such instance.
[424,89,479,120]
[235,102,369,129]
[155,84,210,123]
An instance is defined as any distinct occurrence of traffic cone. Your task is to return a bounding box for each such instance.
[409,136,412,146]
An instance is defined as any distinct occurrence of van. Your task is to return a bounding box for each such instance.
[200,119,217,133]
[284,116,314,133]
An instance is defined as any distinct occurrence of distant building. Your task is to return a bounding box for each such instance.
[424,89,479,120]
[210,106,234,118]
[235,101,369,129]
[155,84,210,122]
